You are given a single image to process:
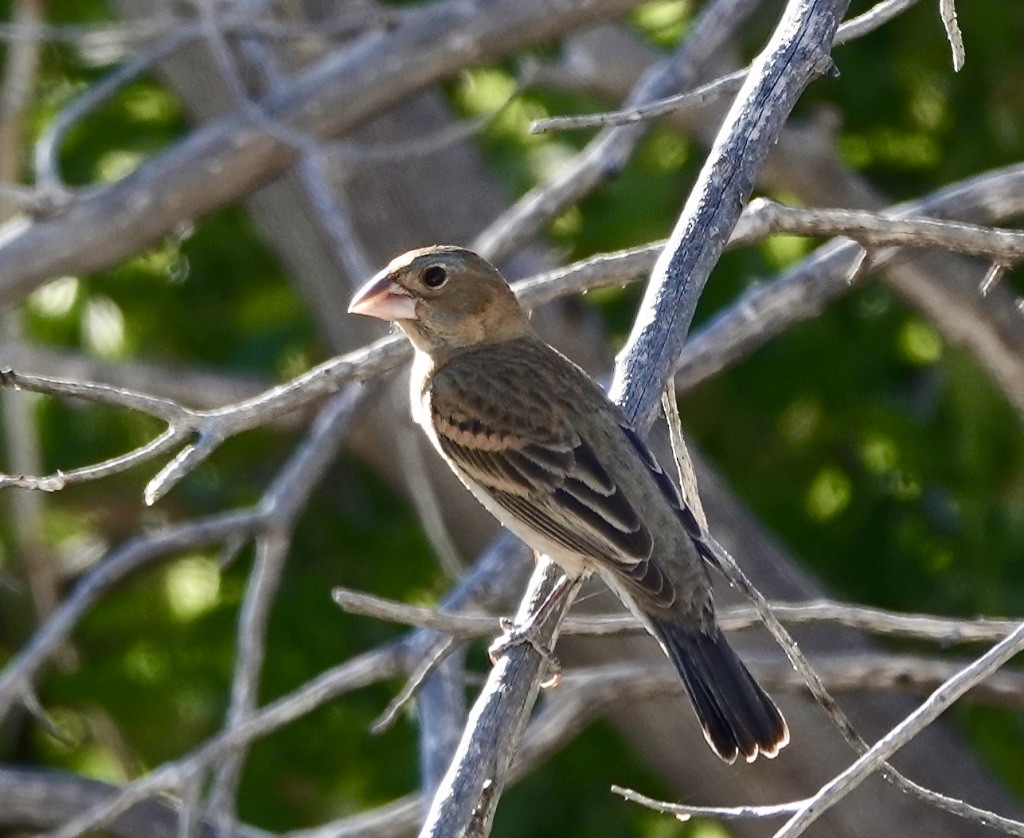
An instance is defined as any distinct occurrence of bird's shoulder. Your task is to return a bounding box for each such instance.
[424,337,611,444]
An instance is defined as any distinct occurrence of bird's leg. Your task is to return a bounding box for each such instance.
[489,569,575,687]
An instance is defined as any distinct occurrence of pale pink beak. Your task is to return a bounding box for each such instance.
[348,273,418,321]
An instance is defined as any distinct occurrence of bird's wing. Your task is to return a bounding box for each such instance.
[427,341,676,607]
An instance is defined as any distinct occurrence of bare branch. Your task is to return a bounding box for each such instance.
[0,425,187,493]
[0,766,274,838]
[531,0,920,133]
[675,162,1024,416]
[705,533,1024,835]
[0,0,647,305]
[610,0,842,427]
[661,379,708,530]
[530,68,745,134]
[33,28,196,202]
[207,534,291,830]
[0,384,371,726]
[566,653,1024,712]
[473,0,762,263]
[614,785,804,822]
[980,262,1008,296]
[332,585,1024,646]
[0,508,264,722]
[739,199,1024,264]
[209,386,367,829]
[423,1,850,833]
[939,0,965,71]
[776,621,1024,836]
[43,646,404,838]
[0,341,270,412]
[370,636,460,735]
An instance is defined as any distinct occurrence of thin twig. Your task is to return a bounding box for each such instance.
[532,68,746,134]
[979,263,1007,296]
[531,0,920,133]
[370,635,460,735]
[0,508,264,722]
[614,785,805,821]
[42,647,404,838]
[207,534,291,832]
[661,379,707,530]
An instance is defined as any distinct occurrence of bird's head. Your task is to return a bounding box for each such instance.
[348,246,531,357]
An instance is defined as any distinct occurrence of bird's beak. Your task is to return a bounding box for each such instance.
[348,273,418,321]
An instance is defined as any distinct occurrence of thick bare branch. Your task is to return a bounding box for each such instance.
[939,0,965,71]
[422,1,850,833]
[739,199,1024,264]
[0,0,645,305]
[610,0,844,428]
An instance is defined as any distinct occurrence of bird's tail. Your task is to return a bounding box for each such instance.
[650,618,789,763]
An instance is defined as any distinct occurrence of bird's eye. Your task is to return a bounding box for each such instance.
[421,265,448,289]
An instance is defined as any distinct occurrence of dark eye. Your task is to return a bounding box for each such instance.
[422,265,448,289]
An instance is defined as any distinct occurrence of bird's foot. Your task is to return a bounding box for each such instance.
[489,617,562,689]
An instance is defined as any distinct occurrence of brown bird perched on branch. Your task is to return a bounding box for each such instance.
[349,245,788,763]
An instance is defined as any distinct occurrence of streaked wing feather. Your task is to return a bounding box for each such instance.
[429,345,655,568]
[620,424,706,542]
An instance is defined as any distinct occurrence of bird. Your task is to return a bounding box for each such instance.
[348,245,789,763]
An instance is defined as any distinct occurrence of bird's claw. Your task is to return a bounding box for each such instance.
[489,618,562,689]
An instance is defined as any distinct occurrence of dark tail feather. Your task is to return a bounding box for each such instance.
[651,619,789,764]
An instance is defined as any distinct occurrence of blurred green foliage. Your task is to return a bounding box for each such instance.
[1,0,1024,834]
